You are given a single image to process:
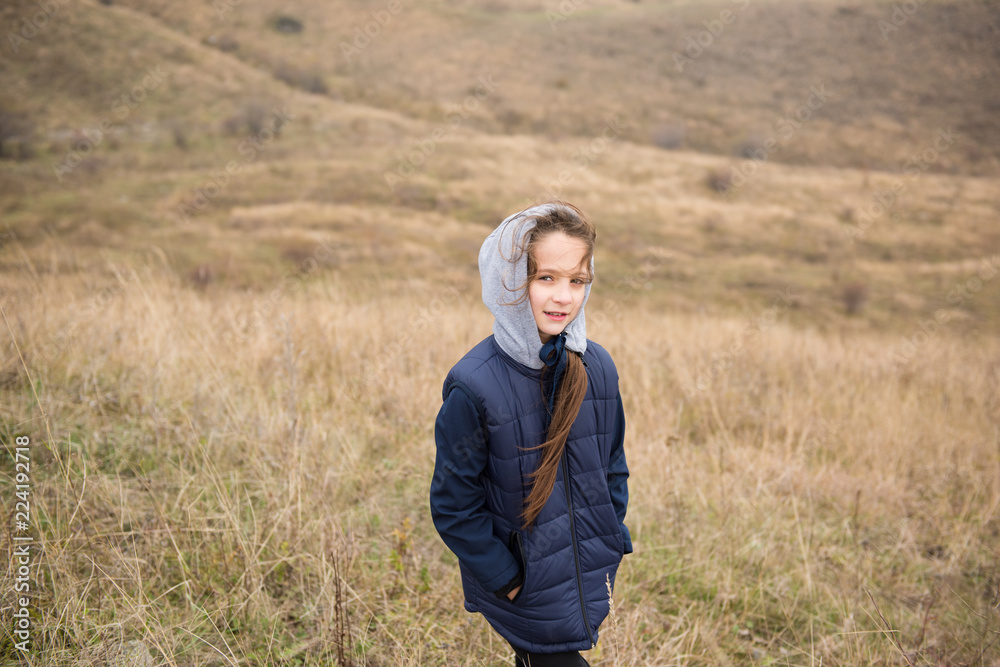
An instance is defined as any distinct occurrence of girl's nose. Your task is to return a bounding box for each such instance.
[553,281,572,304]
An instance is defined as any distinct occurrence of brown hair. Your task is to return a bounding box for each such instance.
[515,201,597,529]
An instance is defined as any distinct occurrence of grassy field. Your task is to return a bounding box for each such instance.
[1,0,999,664]
[2,266,999,665]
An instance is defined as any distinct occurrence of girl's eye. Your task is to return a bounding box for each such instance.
[538,275,553,281]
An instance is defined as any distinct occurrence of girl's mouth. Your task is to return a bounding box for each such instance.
[544,311,568,321]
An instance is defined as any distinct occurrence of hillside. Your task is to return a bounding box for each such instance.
[2,0,999,334]
[5,0,1000,174]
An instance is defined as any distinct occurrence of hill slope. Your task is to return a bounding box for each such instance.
[5,0,1000,174]
[1,0,999,335]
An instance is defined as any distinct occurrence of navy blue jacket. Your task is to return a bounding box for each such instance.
[430,335,631,652]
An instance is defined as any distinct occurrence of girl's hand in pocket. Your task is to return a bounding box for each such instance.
[507,585,522,601]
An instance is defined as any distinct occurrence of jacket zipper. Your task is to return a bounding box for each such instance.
[562,450,595,647]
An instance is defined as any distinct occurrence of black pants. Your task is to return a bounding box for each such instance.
[510,644,590,667]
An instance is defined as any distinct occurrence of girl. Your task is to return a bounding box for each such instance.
[430,202,631,666]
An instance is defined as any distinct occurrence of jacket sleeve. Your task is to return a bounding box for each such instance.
[429,384,521,593]
[608,391,633,554]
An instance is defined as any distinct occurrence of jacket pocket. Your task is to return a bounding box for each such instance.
[507,531,527,604]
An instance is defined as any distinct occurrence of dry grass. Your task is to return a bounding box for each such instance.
[1,257,998,664]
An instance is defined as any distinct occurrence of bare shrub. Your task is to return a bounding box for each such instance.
[738,134,768,159]
[170,121,188,150]
[77,156,105,177]
[221,114,243,136]
[497,108,528,133]
[222,100,273,136]
[281,242,317,266]
[299,72,328,95]
[275,63,328,95]
[272,112,287,136]
[332,542,356,667]
[273,15,304,33]
[707,167,734,193]
[189,264,214,289]
[243,102,269,135]
[208,34,240,52]
[651,123,686,150]
[0,109,36,161]
[842,282,869,315]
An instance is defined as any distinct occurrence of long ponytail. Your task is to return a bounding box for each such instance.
[521,349,589,529]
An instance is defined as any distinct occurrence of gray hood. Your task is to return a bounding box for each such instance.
[479,204,592,370]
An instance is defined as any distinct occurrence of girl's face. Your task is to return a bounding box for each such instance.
[527,231,590,343]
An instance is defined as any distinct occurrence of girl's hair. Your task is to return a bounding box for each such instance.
[498,201,596,303]
[514,201,597,529]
